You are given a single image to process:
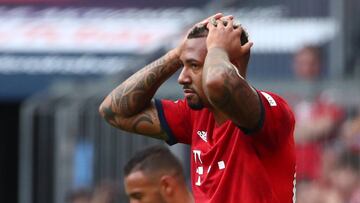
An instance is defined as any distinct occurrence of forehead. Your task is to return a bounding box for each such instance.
[180,38,207,63]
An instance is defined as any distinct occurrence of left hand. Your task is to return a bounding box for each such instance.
[206,16,253,62]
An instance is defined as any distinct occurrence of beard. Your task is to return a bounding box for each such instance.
[183,85,205,110]
[186,95,204,110]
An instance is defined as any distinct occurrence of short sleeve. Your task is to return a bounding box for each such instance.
[154,99,192,145]
[250,91,295,148]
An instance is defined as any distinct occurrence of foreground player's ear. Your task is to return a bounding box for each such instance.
[160,175,175,196]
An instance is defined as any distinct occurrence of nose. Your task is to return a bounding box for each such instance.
[178,67,191,85]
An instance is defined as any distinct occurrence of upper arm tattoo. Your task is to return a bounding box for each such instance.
[129,105,168,140]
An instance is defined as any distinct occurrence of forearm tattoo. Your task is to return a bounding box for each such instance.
[111,54,182,116]
[101,52,182,138]
[203,48,260,128]
[210,66,256,115]
[130,110,167,140]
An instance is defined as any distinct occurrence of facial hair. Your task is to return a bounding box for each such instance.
[187,98,204,110]
[185,94,204,110]
[183,85,204,110]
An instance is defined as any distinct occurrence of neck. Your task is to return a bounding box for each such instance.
[211,108,228,125]
[206,103,228,125]
[173,189,194,203]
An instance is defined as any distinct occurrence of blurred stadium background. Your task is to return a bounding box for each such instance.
[0,0,360,202]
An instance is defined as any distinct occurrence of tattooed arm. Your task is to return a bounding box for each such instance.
[99,49,182,140]
[202,18,261,130]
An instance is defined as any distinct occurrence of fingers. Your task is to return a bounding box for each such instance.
[233,21,241,28]
[207,18,216,30]
[242,41,254,53]
[207,18,223,29]
[224,18,234,29]
[216,19,225,28]
[222,15,234,21]
[233,24,243,36]
[207,15,234,29]
[220,15,233,27]
[199,13,223,26]
[212,13,224,20]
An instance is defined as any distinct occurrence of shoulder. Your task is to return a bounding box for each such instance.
[258,90,291,108]
[257,90,295,126]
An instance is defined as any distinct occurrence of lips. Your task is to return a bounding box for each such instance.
[183,88,196,98]
[183,89,195,94]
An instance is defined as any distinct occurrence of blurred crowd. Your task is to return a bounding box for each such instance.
[289,45,360,203]
[67,181,121,203]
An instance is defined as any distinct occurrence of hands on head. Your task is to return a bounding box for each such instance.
[173,13,224,57]
[174,13,253,64]
[206,15,253,63]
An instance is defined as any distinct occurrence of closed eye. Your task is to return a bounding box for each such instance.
[184,59,201,71]
[129,192,143,200]
[190,63,199,69]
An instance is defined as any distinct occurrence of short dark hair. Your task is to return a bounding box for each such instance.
[187,22,249,45]
[124,145,184,180]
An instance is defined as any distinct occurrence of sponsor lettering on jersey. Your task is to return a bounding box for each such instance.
[197,130,207,142]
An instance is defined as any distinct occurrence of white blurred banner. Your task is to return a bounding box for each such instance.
[0,7,337,53]
[0,7,197,53]
[0,19,180,54]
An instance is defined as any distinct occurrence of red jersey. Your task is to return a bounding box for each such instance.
[155,91,296,203]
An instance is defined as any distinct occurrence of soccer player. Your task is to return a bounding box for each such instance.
[99,13,296,203]
[124,145,194,203]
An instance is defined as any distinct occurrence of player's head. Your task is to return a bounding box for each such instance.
[178,21,250,110]
[187,21,250,76]
[293,45,322,81]
[124,145,187,203]
[187,22,249,45]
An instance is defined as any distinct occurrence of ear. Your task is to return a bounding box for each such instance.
[160,175,175,196]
